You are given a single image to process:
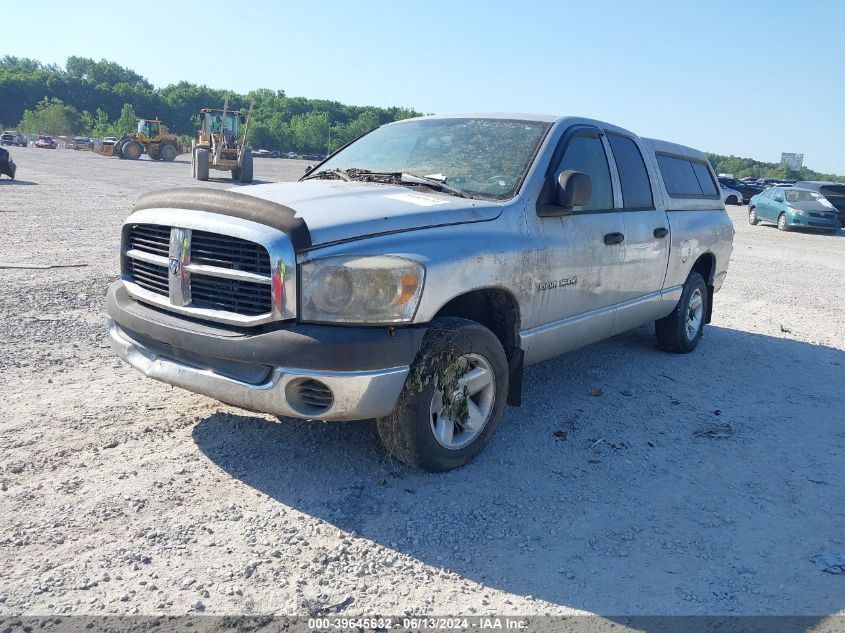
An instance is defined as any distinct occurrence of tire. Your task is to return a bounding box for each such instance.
[749,206,759,225]
[376,317,508,472]
[160,143,177,162]
[121,140,143,160]
[239,149,253,183]
[655,272,708,354]
[195,148,209,181]
[726,196,738,206]
[778,213,789,232]
[231,167,241,181]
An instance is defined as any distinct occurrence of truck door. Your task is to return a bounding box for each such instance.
[522,126,626,364]
[604,132,672,335]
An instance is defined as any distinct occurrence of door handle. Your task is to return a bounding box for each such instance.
[653,227,669,238]
[603,232,625,245]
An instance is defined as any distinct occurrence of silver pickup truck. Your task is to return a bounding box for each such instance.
[106,114,734,471]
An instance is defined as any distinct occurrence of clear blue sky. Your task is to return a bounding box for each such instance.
[5,0,844,173]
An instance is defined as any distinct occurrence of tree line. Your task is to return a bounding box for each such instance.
[0,56,419,153]
[2,55,843,180]
[706,152,844,184]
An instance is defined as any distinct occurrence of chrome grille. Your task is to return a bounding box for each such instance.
[190,231,271,274]
[128,259,169,295]
[128,224,170,257]
[124,223,274,323]
[190,273,271,316]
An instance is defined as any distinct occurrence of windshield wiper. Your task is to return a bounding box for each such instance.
[304,167,351,182]
[399,172,471,199]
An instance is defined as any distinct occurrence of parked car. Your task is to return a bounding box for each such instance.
[791,181,845,225]
[748,187,841,233]
[105,113,734,471]
[102,136,119,146]
[287,151,297,159]
[0,146,16,179]
[718,177,763,203]
[70,136,92,150]
[720,184,743,206]
[35,135,57,149]
[1,130,27,147]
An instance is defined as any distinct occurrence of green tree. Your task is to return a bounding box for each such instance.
[18,97,88,136]
[110,103,139,136]
[290,111,329,153]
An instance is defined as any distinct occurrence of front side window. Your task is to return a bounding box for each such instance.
[554,133,613,211]
[607,133,653,209]
[311,118,550,200]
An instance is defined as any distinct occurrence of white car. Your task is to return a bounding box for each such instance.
[287,151,297,159]
[720,184,743,206]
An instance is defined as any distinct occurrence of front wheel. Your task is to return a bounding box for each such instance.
[376,317,508,472]
[121,140,143,160]
[778,213,789,232]
[194,148,209,181]
[160,143,177,162]
[655,272,708,353]
[749,206,759,225]
[239,149,253,183]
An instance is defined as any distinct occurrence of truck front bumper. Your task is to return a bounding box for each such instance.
[106,281,423,421]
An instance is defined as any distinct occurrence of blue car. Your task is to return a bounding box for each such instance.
[748,187,842,233]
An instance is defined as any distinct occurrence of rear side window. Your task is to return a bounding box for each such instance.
[657,154,719,198]
[607,133,653,209]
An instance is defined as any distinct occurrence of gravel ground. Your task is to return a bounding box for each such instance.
[1,147,843,619]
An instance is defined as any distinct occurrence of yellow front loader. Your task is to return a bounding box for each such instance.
[191,99,253,182]
[98,118,182,161]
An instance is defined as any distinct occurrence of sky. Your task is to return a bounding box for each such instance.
[4,0,845,173]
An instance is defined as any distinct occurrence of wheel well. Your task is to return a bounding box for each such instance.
[434,289,520,359]
[434,288,523,406]
[691,253,715,324]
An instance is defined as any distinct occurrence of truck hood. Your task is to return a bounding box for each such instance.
[233,180,503,248]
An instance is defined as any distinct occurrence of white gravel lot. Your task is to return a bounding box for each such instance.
[0,147,843,620]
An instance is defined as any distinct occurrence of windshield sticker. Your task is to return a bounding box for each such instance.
[385,192,450,207]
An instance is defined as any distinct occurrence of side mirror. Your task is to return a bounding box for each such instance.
[304,165,313,174]
[556,170,592,209]
[199,112,206,122]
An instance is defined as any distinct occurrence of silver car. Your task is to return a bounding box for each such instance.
[106,114,734,471]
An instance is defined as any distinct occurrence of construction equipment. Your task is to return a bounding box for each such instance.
[98,118,182,161]
[191,99,253,182]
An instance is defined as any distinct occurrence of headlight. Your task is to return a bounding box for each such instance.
[300,255,424,324]
[791,207,807,216]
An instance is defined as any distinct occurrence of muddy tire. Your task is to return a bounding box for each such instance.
[121,140,143,160]
[160,143,177,162]
[195,148,209,181]
[376,317,508,472]
[655,272,708,353]
[239,149,253,183]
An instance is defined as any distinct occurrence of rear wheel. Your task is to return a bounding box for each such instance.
[656,272,708,353]
[121,140,143,160]
[160,143,177,162]
[726,195,738,206]
[195,148,209,181]
[239,149,253,183]
[376,317,508,472]
[749,206,759,225]
[778,213,789,231]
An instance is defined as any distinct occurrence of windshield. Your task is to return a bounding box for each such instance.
[311,118,550,199]
[786,189,822,203]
